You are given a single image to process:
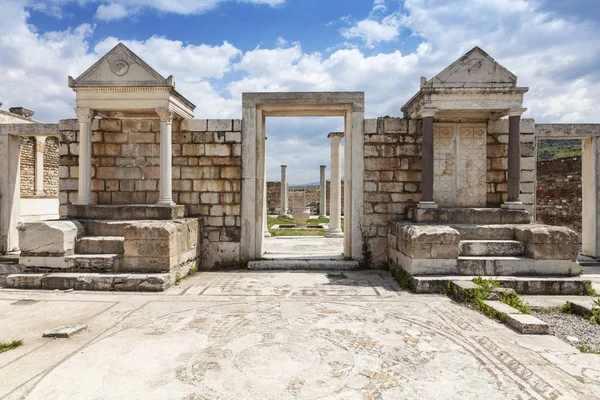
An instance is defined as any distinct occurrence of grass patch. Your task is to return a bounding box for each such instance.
[585,282,598,297]
[188,264,199,275]
[267,215,294,229]
[0,340,23,354]
[576,344,600,354]
[501,293,531,314]
[390,263,414,291]
[559,301,573,314]
[270,229,325,237]
[326,272,347,279]
[306,217,330,226]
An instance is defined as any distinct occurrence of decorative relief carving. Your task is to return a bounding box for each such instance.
[73,107,95,122]
[156,107,174,123]
[108,54,130,76]
[433,123,487,207]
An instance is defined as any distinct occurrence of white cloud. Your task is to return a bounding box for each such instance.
[95,3,130,21]
[3,0,600,180]
[341,14,401,48]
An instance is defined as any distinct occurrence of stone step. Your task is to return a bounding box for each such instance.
[459,240,524,256]
[248,259,359,270]
[407,275,590,295]
[482,301,549,334]
[67,204,184,220]
[409,207,531,225]
[76,236,124,255]
[450,224,516,240]
[456,256,575,276]
[64,254,121,272]
[81,220,137,236]
[5,272,170,292]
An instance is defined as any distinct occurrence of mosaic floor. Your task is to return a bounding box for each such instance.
[1,270,599,399]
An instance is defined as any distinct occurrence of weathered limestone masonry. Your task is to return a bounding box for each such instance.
[20,136,59,196]
[387,47,580,280]
[58,117,242,266]
[536,156,582,235]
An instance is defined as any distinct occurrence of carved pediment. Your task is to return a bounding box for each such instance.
[426,47,517,88]
[69,43,173,88]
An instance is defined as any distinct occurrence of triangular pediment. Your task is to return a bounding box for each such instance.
[69,43,172,88]
[426,47,517,88]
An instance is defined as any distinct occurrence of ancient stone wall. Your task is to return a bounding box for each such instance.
[363,117,422,265]
[536,156,581,234]
[486,119,536,213]
[43,137,59,196]
[19,137,35,196]
[58,118,241,260]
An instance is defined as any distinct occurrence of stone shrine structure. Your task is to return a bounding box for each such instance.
[1,44,598,292]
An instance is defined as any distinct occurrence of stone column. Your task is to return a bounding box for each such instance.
[418,109,437,209]
[280,165,288,216]
[34,136,47,196]
[264,137,271,237]
[319,165,327,217]
[74,107,95,205]
[502,108,527,209]
[326,132,343,238]
[156,108,175,206]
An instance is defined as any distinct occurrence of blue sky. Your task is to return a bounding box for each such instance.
[1,0,600,183]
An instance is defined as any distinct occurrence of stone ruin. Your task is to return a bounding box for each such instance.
[0,44,597,292]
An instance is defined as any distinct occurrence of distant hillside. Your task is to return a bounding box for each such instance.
[537,139,581,161]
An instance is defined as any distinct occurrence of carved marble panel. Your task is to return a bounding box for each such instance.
[433,123,487,207]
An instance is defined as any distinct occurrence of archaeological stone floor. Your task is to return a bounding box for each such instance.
[1,270,599,399]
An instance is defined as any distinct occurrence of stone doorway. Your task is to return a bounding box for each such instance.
[241,92,364,261]
[433,123,487,207]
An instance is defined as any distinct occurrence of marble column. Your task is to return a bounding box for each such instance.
[156,108,175,206]
[74,107,95,205]
[502,108,527,209]
[319,165,327,217]
[264,137,271,237]
[418,109,437,209]
[34,136,47,196]
[326,132,343,238]
[280,165,288,216]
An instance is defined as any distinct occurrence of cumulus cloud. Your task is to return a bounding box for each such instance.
[3,0,600,181]
[95,3,130,21]
[341,14,401,48]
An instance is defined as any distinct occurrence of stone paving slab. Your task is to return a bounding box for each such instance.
[0,271,599,399]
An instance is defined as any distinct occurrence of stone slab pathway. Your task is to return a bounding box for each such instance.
[263,237,344,259]
[0,270,599,399]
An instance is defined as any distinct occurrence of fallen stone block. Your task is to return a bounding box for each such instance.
[505,314,549,335]
[43,325,87,338]
[450,280,481,302]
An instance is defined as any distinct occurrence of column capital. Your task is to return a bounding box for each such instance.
[156,107,174,123]
[320,165,326,168]
[74,107,95,122]
[281,165,287,168]
[327,132,344,139]
[420,108,438,119]
[507,108,527,118]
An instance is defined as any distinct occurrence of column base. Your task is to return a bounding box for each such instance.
[73,199,95,206]
[501,202,526,210]
[325,230,344,238]
[264,230,272,238]
[319,214,328,218]
[156,199,176,207]
[417,201,438,209]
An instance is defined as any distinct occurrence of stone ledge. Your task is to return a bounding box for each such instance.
[67,204,185,220]
[6,272,170,292]
[408,207,531,224]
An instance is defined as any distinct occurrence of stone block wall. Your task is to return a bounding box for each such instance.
[20,136,59,196]
[486,118,536,213]
[58,118,242,264]
[535,156,581,234]
[266,181,282,214]
[363,117,422,265]
[19,137,34,196]
[43,137,59,196]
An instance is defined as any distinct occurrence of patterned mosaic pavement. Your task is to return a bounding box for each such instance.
[1,270,599,399]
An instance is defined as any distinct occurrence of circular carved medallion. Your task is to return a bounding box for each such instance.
[111,59,129,76]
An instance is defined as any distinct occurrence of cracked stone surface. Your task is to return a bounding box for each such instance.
[1,270,599,399]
